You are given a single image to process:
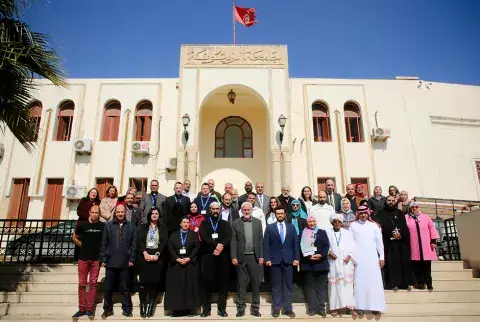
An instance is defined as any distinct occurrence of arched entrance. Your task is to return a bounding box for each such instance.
[198,84,270,192]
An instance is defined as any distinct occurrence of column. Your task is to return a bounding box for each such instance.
[282,150,292,189]
[187,150,198,194]
[176,150,186,183]
[271,150,282,195]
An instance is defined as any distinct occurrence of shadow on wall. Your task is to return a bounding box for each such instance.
[131,155,149,166]
[74,154,91,164]
[372,140,388,150]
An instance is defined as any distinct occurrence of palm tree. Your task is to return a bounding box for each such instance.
[0,0,67,151]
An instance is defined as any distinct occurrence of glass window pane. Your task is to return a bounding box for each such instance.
[215,120,227,136]
[242,123,252,137]
[244,149,252,158]
[215,149,223,158]
[244,138,252,148]
[226,117,243,126]
[225,126,243,158]
[215,138,224,148]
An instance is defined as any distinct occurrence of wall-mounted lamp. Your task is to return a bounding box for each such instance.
[278,114,287,143]
[182,113,190,144]
[227,89,236,104]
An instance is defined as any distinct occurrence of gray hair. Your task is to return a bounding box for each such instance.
[241,202,252,210]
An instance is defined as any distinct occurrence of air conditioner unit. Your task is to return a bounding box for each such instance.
[65,185,86,200]
[74,138,92,154]
[371,128,391,142]
[131,141,150,155]
[166,157,177,171]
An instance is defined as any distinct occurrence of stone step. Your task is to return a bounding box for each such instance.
[2,289,479,304]
[3,278,479,293]
[1,269,473,283]
[0,261,465,274]
[2,302,480,318]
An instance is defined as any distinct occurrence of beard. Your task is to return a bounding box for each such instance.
[319,200,326,205]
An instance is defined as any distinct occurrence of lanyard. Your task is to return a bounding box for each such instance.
[180,231,188,247]
[200,196,209,210]
[209,217,219,233]
[151,194,158,206]
[334,231,342,247]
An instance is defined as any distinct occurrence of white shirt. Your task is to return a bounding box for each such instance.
[266,212,277,225]
[221,206,230,222]
[276,221,286,241]
[182,190,194,202]
[310,203,335,231]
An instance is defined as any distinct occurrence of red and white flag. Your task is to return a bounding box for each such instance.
[234,5,257,27]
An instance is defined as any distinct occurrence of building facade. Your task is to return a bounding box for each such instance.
[1,44,480,220]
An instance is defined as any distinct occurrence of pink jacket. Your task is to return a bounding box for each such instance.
[405,213,440,261]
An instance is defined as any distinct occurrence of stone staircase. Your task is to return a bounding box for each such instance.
[0,261,479,321]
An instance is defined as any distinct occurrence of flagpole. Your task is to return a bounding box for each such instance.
[233,1,236,45]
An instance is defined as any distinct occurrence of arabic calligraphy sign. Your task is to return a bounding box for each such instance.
[180,45,287,68]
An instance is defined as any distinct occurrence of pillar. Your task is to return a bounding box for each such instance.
[282,150,292,189]
[175,150,186,183]
[272,150,282,195]
[187,150,198,194]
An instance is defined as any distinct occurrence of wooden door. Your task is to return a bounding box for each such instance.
[96,178,114,199]
[43,179,64,221]
[7,178,30,221]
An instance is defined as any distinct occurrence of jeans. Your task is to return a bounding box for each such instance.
[78,260,100,311]
[103,267,133,313]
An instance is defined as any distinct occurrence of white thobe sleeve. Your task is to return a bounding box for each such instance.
[374,224,385,261]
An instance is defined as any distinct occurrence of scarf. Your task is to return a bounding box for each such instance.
[300,225,318,255]
[354,183,366,198]
[290,200,308,219]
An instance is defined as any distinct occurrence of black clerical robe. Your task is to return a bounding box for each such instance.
[376,207,414,289]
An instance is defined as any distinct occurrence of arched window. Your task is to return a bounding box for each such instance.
[55,100,75,141]
[215,116,252,158]
[344,102,364,142]
[29,100,42,142]
[134,100,153,141]
[101,100,121,141]
[312,101,331,142]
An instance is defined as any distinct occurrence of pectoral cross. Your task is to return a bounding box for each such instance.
[391,227,400,240]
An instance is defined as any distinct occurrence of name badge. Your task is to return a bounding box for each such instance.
[201,210,207,215]
[147,241,155,248]
[179,248,186,255]
[211,233,218,239]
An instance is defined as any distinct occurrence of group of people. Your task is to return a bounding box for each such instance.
[71,178,440,319]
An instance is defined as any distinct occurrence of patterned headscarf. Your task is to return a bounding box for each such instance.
[289,199,307,235]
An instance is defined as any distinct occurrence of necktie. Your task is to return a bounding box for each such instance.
[279,223,285,244]
[329,194,334,207]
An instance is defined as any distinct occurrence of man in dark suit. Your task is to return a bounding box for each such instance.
[277,185,293,211]
[140,180,167,222]
[196,178,222,202]
[238,181,253,205]
[254,182,270,215]
[220,192,240,224]
[231,202,264,317]
[124,193,143,226]
[164,182,190,235]
[264,207,300,318]
[326,179,342,213]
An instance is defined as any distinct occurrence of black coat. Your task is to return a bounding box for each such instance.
[164,195,190,234]
[277,195,294,212]
[199,217,232,255]
[136,223,168,283]
[230,217,264,263]
[300,229,330,271]
[99,220,137,268]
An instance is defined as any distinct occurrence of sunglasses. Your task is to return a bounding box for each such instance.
[411,206,419,209]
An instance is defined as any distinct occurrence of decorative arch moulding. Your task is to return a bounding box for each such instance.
[430,115,480,127]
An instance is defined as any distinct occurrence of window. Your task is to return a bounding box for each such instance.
[134,100,153,141]
[344,102,364,142]
[476,161,480,183]
[96,178,114,199]
[130,177,148,198]
[43,179,64,221]
[8,178,30,221]
[55,101,75,141]
[215,116,253,158]
[351,178,370,197]
[317,177,336,194]
[101,100,121,141]
[29,100,42,142]
[312,101,331,142]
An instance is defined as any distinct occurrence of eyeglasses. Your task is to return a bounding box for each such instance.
[151,184,159,187]
[412,206,419,209]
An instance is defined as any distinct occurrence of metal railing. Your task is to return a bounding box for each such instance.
[0,219,76,263]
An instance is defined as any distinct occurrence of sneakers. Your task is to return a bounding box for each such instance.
[86,311,94,320]
[72,311,86,318]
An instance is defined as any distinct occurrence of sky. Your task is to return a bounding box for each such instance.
[24,0,480,85]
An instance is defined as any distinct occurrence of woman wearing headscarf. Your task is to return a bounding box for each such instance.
[266,197,280,225]
[186,202,205,241]
[165,216,202,316]
[99,185,118,221]
[286,199,308,236]
[338,198,356,230]
[354,183,366,208]
[136,207,168,318]
[298,186,318,215]
[388,185,400,204]
[405,201,440,291]
[397,191,411,213]
[368,186,386,214]
[326,213,356,317]
[300,216,330,317]
[75,188,101,262]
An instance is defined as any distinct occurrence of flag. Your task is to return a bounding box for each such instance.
[234,6,257,27]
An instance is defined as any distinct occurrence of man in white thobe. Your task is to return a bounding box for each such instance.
[310,191,335,231]
[326,213,356,315]
[349,205,385,316]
